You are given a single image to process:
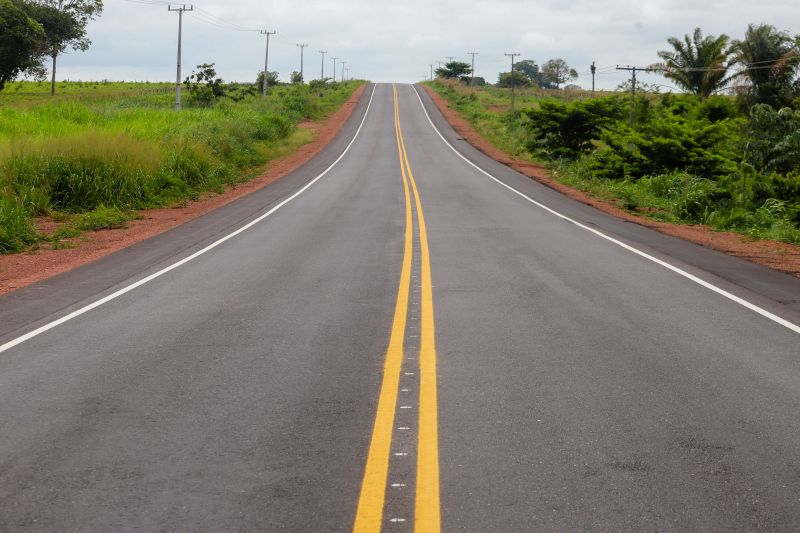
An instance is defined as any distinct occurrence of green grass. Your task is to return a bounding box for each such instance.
[0,80,364,253]
[426,79,800,245]
[0,80,175,109]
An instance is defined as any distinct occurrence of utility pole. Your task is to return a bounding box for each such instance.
[616,65,654,128]
[346,67,351,80]
[430,63,435,80]
[468,52,479,86]
[504,52,520,109]
[340,61,347,82]
[168,4,193,111]
[319,50,327,80]
[260,30,276,97]
[590,60,596,97]
[331,57,338,83]
[297,44,308,84]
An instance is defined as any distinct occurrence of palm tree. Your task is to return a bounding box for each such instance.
[731,24,798,108]
[654,28,733,98]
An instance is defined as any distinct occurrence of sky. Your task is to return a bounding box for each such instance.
[54,0,800,90]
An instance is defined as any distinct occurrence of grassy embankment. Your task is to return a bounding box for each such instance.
[0,80,362,253]
[426,79,800,245]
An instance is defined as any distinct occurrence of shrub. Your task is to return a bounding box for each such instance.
[73,204,131,231]
[0,196,38,253]
[744,104,800,174]
[521,97,626,159]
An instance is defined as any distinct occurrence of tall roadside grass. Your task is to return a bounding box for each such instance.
[0,81,362,253]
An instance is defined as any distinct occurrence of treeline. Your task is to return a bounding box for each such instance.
[655,24,799,110]
[435,58,579,89]
[0,0,103,94]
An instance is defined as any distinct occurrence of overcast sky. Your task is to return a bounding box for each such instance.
[55,0,799,90]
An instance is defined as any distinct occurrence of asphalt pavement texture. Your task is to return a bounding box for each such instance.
[1,83,799,531]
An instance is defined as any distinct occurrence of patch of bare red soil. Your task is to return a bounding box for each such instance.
[422,85,800,279]
[0,84,367,296]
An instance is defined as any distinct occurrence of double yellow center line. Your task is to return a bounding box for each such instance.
[353,85,441,532]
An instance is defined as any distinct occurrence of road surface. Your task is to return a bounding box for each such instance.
[1,83,799,531]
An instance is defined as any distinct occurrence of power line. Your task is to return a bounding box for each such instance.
[189,8,258,32]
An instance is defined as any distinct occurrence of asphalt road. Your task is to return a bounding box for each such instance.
[1,83,799,532]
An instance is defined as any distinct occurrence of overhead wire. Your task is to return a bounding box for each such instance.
[121,0,353,80]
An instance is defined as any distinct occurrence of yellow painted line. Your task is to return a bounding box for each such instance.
[352,85,414,533]
[396,86,442,533]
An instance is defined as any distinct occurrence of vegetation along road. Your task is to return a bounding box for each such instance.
[0,83,799,530]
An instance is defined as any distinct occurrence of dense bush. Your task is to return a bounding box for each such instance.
[744,104,800,174]
[522,97,626,159]
[435,80,800,244]
[524,95,744,179]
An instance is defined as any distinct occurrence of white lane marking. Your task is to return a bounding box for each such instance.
[398,426,411,430]
[400,405,413,409]
[389,518,407,523]
[391,483,407,488]
[394,452,409,456]
[0,86,379,355]
[411,85,800,336]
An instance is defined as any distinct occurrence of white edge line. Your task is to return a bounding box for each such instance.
[411,85,800,336]
[0,85,378,354]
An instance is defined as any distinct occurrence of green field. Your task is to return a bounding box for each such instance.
[0,80,362,253]
[426,79,800,245]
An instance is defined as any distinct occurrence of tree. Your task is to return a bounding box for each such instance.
[0,0,46,91]
[731,24,799,109]
[514,59,553,88]
[183,63,224,106]
[542,58,578,89]
[435,61,471,81]
[29,0,103,96]
[654,28,733,98]
[256,70,279,88]
[496,71,531,88]
[290,71,302,84]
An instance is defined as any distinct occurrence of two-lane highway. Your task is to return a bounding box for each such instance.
[1,83,800,531]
